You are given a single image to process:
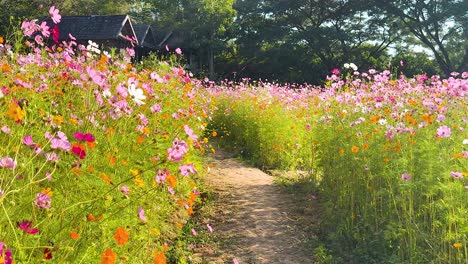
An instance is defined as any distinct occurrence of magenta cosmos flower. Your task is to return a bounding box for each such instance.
[0,242,13,264]
[73,132,95,142]
[17,220,39,234]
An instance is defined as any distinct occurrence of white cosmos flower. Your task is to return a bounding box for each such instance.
[463,139,468,145]
[128,83,146,105]
[344,62,358,71]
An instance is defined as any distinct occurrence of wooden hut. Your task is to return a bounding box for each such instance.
[133,24,158,60]
[43,15,138,49]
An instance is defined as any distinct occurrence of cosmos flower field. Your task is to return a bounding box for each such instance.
[209,69,468,262]
[1,6,467,263]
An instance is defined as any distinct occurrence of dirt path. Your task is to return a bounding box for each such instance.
[193,149,318,264]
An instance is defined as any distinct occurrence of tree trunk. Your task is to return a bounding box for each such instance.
[209,46,214,80]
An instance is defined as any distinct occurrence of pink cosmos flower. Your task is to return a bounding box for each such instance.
[233,258,240,264]
[17,220,39,235]
[49,6,61,24]
[167,139,189,162]
[45,172,52,181]
[1,126,11,134]
[35,35,44,46]
[331,68,340,75]
[206,223,213,233]
[120,185,130,195]
[179,163,197,177]
[168,186,175,195]
[401,173,411,182]
[191,228,197,236]
[184,124,198,141]
[126,47,135,57]
[451,171,463,179]
[51,138,71,151]
[45,152,60,163]
[21,20,39,37]
[138,206,147,223]
[436,125,451,138]
[175,48,182,54]
[34,192,52,209]
[155,169,168,183]
[0,157,17,170]
[150,103,162,113]
[22,135,35,146]
[39,21,50,37]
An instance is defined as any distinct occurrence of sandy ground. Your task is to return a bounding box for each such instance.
[193,148,318,264]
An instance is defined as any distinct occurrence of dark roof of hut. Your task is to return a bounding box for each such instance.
[155,30,185,50]
[43,15,138,44]
[133,24,157,49]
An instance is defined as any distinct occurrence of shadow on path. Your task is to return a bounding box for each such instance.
[194,148,319,264]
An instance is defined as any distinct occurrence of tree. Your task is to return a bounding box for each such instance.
[376,0,467,74]
[223,0,395,83]
[132,0,236,79]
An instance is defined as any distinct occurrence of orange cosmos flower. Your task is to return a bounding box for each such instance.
[70,231,80,240]
[187,206,194,215]
[454,242,462,249]
[99,173,112,185]
[107,154,116,165]
[154,251,167,264]
[101,248,117,264]
[87,214,96,221]
[351,146,359,153]
[41,188,53,197]
[166,174,177,188]
[136,135,145,144]
[8,102,26,122]
[114,227,129,245]
[71,167,82,175]
[86,141,96,149]
[1,63,11,72]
